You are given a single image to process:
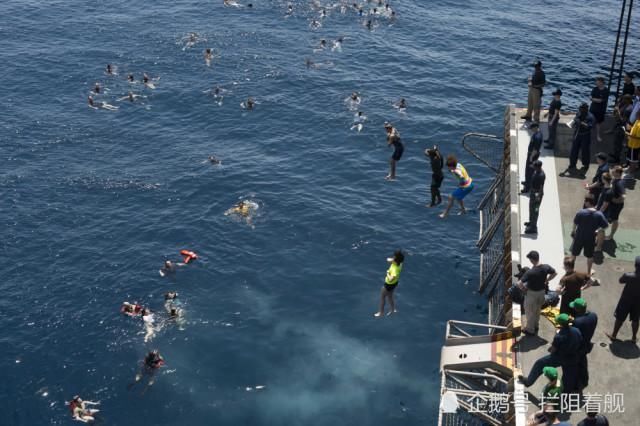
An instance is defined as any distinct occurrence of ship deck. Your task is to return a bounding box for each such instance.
[512,108,640,425]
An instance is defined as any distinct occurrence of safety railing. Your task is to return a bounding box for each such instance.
[461,123,512,326]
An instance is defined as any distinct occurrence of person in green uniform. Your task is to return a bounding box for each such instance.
[374,250,404,317]
[541,366,562,413]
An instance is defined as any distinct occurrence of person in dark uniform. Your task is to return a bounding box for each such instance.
[522,60,546,123]
[384,122,403,181]
[425,146,444,207]
[622,71,635,97]
[585,153,609,203]
[561,103,595,177]
[571,298,597,393]
[524,160,545,234]
[521,122,543,193]
[590,76,610,143]
[606,256,640,343]
[518,313,583,393]
[577,412,610,426]
[570,197,608,276]
[544,89,562,149]
[610,94,634,163]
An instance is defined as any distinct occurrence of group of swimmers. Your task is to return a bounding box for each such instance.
[87,65,157,111]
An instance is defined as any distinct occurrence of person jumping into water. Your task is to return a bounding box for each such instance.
[425,146,444,207]
[384,122,403,180]
[439,154,473,218]
[68,396,100,423]
[374,250,404,317]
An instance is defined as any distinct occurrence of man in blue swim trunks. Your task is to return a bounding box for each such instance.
[439,154,474,218]
[384,122,403,180]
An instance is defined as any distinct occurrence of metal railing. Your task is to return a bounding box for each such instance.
[461,122,513,326]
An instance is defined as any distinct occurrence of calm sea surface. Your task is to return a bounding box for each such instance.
[1,0,637,424]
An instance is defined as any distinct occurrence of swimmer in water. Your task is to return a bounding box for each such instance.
[332,37,344,52]
[117,91,142,102]
[88,96,118,111]
[68,396,100,423]
[310,19,321,30]
[224,0,241,7]
[374,250,404,317]
[394,98,407,111]
[350,111,367,132]
[285,4,293,17]
[241,97,255,110]
[346,92,361,110]
[127,74,135,83]
[205,48,213,66]
[226,200,252,217]
[314,39,327,52]
[208,155,221,165]
[93,83,101,94]
[128,350,164,394]
[439,154,474,218]
[366,19,374,30]
[142,308,156,342]
[159,260,184,277]
[143,73,157,89]
[106,64,115,75]
[121,302,144,317]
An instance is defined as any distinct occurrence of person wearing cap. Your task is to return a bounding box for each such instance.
[518,250,557,336]
[384,122,403,180]
[569,197,608,276]
[524,160,545,235]
[590,77,610,143]
[519,313,583,393]
[571,297,597,393]
[558,257,593,315]
[544,89,562,149]
[424,146,444,207]
[577,411,610,426]
[585,153,609,203]
[605,256,640,343]
[522,60,546,123]
[439,154,474,218]
[521,122,543,194]
[561,103,595,178]
[610,94,634,164]
[541,366,562,412]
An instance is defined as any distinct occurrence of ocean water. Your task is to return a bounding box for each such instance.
[1,1,638,424]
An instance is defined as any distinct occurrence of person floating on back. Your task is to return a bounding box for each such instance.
[374,250,404,317]
[439,154,473,218]
[424,146,444,207]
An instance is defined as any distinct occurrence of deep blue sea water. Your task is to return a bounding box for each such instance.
[1,1,638,424]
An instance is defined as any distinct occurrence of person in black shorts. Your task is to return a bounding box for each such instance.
[606,256,640,343]
[425,146,444,207]
[384,122,403,180]
[605,166,625,241]
[570,197,608,276]
[590,76,609,143]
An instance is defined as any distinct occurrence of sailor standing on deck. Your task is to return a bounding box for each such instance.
[521,122,543,193]
[518,250,557,336]
[521,60,546,123]
[570,298,597,394]
[524,160,545,235]
[561,103,595,178]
